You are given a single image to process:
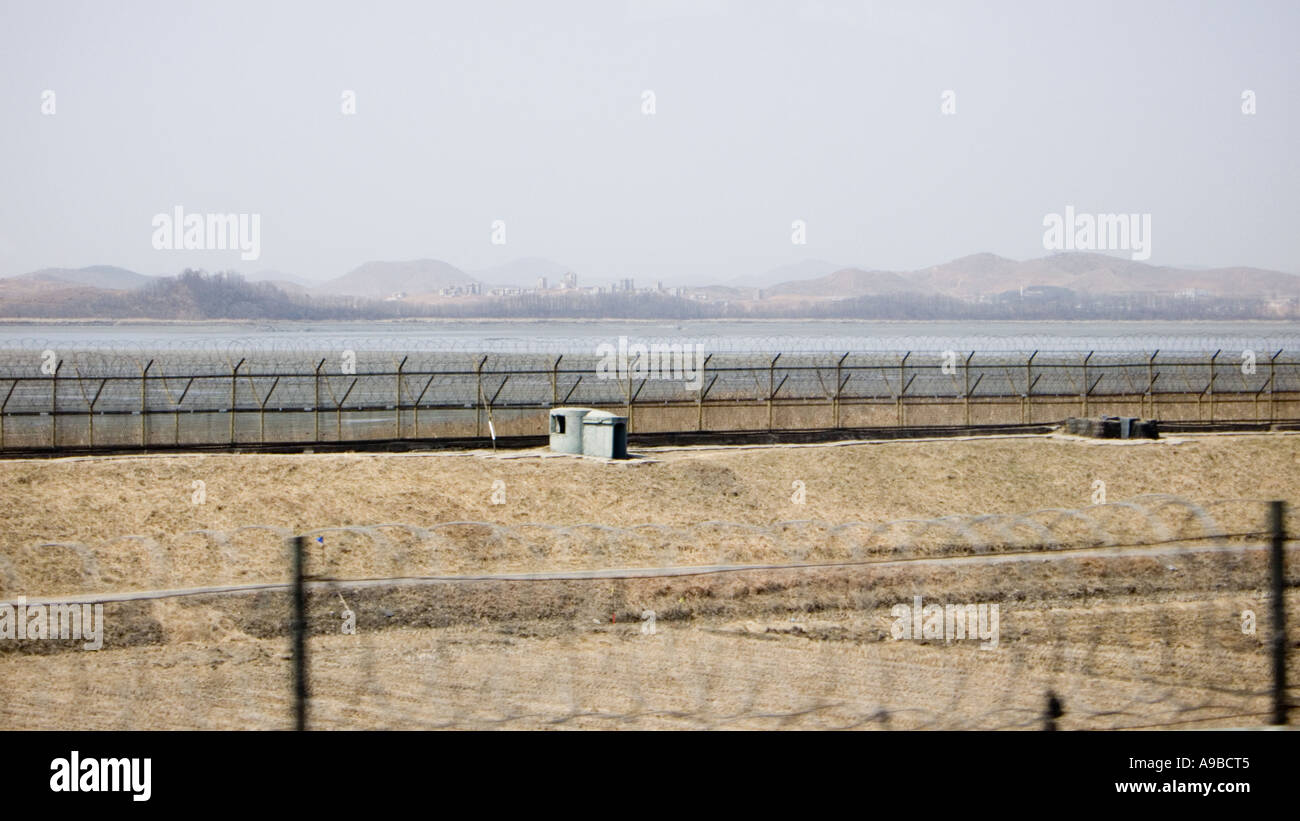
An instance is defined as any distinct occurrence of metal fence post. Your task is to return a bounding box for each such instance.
[140,359,153,447]
[551,356,561,408]
[395,355,407,439]
[314,358,325,442]
[1148,350,1159,420]
[1208,350,1220,423]
[1270,500,1289,726]
[229,358,243,445]
[1081,351,1093,417]
[833,352,847,428]
[292,534,309,731]
[625,366,633,432]
[51,360,61,447]
[1269,350,1281,423]
[897,352,909,427]
[963,351,974,426]
[476,356,486,438]
[697,354,710,431]
[1025,351,1036,424]
[1043,690,1063,731]
[768,353,780,430]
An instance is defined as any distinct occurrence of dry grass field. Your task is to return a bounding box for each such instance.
[2,431,1298,729]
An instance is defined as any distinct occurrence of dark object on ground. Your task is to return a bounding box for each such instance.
[1064,416,1160,439]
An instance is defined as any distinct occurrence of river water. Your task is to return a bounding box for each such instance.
[2,319,1298,353]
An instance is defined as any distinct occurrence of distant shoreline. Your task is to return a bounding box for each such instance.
[0,317,1296,328]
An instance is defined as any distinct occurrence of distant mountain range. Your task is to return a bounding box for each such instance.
[3,253,1297,319]
[766,253,1300,300]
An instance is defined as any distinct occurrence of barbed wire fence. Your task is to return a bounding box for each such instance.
[1,495,1294,729]
[1,341,1298,450]
[6,331,1300,355]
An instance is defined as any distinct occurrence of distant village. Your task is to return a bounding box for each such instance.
[389,272,708,302]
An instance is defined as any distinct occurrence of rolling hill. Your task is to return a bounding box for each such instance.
[8,265,155,290]
[316,259,476,298]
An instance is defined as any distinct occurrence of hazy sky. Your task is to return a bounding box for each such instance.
[1,0,1297,284]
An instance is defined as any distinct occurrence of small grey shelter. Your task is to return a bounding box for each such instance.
[579,409,629,459]
[548,407,593,454]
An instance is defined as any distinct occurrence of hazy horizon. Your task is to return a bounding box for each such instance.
[15,248,1300,288]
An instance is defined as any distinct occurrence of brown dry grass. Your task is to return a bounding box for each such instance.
[2,432,1298,594]
[2,566,1292,730]
[3,431,1297,545]
[0,431,1295,594]
[2,432,1298,729]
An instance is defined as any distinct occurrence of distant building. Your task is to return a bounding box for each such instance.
[537,276,548,290]
[562,272,577,289]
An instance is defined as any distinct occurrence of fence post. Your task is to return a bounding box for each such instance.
[697,354,710,431]
[1208,350,1220,423]
[1043,690,1063,731]
[334,376,357,443]
[625,364,633,432]
[314,358,325,442]
[140,360,152,448]
[256,377,279,444]
[173,377,193,445]
[1270,500,1289,726]
[1269,350,1281,424]
[1025,351,1036,424]
[897,352,909,427]
[768,353,780,431]
[963,351,974,426]
[834,352,848,428]
[395,355,407,439]
[1081,352,1093,417]
[475,356,486,438]
[229,358,243,445]
[551,356,561,408]
[291,534,309,731]
[1147,350,1158,420]
[50,360,62,448]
